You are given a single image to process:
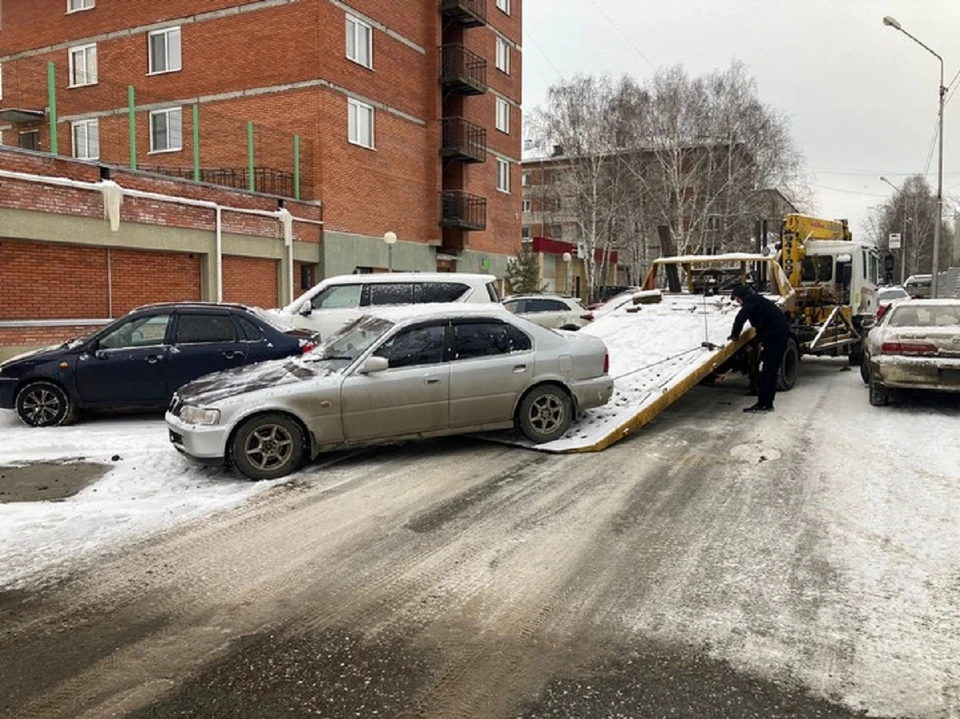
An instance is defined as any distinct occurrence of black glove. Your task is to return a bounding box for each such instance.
[728,335,738,341]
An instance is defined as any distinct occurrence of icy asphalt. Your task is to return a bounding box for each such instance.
[0,358,959,718]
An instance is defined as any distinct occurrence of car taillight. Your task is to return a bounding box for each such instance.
[301,342,316,354]
[880,341,938,356]
[603,353,610,374]
[581,313,594,321]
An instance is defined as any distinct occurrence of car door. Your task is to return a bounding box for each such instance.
[166,311,245,395]
[339,321,449,442]
[448,319,534,428]
[75,313,173,406]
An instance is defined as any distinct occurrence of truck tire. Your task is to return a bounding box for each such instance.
[776,338,799,392]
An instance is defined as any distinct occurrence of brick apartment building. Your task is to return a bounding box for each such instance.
[0,0,522,354]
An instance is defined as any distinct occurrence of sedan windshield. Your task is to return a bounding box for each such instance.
[307,315,394,363]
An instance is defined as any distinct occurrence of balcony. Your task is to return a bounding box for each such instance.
[440,190,487,231]
[140,165,296,198]
[439,0,487,28]
[441,118,487,164]
[440,44,487,96]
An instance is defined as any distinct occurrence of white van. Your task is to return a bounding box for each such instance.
[276,273,501,338]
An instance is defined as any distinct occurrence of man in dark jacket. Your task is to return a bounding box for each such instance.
[728,284,791,412]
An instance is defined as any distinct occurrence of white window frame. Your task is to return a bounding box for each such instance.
[348,98,375,149]
[496,98,510,134]
[521,172,530,186]
[149,107,183,153]
[71,119,100,160]
[67,0,95,12]
[68,44,98,87]
[148,27,182,75]
[0,64,3,101]
[495,37,510,75]
[496,158,510,194]
[496,0,511,16]
[345,15,373,69]
[522,198,531,213]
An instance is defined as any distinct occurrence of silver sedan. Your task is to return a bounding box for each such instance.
[166,305,614,479]
[863,299,960,406]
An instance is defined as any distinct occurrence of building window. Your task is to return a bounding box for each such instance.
[148,27,182,74]
[707,215,723,231]
[68,44,98,87]
[521,226,531,239]
[550,225,563,238]
[19,131,40,151]
[496,0,511,15]
[521,172,530,186]
[522,199,531,213]
[496,158,510,193]
[496,98,510,134]
[346,15,373,68]
[72,119,99,159]
[552,197,562,211]
[496,37,510,74]
[67,0,95,11]
[348,98,375,148]
[149,108,183,152]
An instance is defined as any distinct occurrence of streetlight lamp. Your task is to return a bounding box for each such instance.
[562,251,573,296]
[880,176,908,284]
[883,15,947,297]
[384,231,397,272]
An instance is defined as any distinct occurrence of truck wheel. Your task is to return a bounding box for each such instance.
[518,384,572,443]
[15,381,75,427]
[231,413,305,480]
[775,339,799,392]
[868,369,890,407]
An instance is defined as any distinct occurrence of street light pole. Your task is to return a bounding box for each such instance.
[384,231,397,272]
[880,176,908,284]
[883,15,947,297]
[562,251,573,296]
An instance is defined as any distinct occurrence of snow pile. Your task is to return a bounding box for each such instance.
[0,411,273,591]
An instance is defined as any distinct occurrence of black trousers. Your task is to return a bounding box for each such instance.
[758,334,788,408]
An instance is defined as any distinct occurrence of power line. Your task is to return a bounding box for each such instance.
[584,0,656,71]
[524,31,565,80]
[807,167,960,178]
[808,182,889,199]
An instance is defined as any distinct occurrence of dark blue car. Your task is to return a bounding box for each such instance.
[0,303,317,427]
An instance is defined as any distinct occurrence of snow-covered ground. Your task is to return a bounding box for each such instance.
[0,410,275,590]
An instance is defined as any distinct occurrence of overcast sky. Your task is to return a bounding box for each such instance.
[522,0,960,239]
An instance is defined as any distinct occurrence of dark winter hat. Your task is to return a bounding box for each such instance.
[730,284,754,300]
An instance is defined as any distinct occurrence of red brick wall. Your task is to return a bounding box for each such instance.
[222,256,278,308]
[109,248,202,315]
[0,325,106,349]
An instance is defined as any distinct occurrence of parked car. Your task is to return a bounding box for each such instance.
[904,274,933,299]
[862,299,960,406]
[582,291,640,321]
[167,304,614,480]
[502,294,590,330]
[0,303,318,427]
[875,285,910,320]
[274,273,501,340]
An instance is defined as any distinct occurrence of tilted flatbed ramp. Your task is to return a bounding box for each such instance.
[483,293,753,453]
[483,255,794,453]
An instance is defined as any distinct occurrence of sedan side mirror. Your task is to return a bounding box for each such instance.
[298,300,312,317]
[359,356,389,375]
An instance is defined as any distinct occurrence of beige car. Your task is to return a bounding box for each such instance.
[864,299,960,406]
[502,294,590,330]
[166,305,614,479]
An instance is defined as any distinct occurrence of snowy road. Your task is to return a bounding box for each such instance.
[1,360,959,718]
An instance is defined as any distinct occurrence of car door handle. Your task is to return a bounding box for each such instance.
[145,355,163,364]
[513,364,527,373]
[424,377,441,385]
[221,351,244,359]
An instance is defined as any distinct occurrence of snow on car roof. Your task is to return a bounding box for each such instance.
[892,298,960,307]
[323,272,496,285]
[361,303,512,322]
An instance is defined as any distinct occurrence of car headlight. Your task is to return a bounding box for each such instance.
[179,405,221,426]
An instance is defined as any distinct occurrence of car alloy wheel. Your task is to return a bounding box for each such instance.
[15,381,74,428]
[232,413,305,480]
[519,385,572,443]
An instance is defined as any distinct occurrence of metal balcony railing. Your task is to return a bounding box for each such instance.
[440,44,488,96]
[440,190,487,231]
[441,117,487,163]
[439,0,487,28]
[140,166,296,198]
